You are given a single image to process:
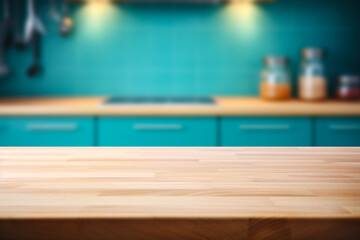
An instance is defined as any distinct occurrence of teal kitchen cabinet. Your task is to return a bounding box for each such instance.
[98,117,217,146]
[0,117,95,146]
[220,117,312,146]
[315,117,360,146]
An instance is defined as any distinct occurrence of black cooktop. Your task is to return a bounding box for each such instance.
[102,96,215,105]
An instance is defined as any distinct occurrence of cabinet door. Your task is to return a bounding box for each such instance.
[0,117,95,146]
[98,117,217,146]
[221,117,312,146]
[315,117,360,146]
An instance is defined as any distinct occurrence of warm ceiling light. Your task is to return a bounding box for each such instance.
[226,0,274,2]
[86,0,111,2]
[70,0,274,2]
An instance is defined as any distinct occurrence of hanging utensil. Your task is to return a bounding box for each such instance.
[26,31,41,77]
[14,0,26,50]
[0,23,10,78]
[0,0,11,78]
[24,0,45,43]
[59,0,73,36]
[50,0,61,22]
[3,0,13,48]
[24,0,45,78]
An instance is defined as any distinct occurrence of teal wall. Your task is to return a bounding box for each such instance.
[1,0,360,97]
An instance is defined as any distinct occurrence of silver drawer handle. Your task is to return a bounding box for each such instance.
[329,125,360,131]
[239,125,291,130]
[26,124,78,131]
[134,124,183,130]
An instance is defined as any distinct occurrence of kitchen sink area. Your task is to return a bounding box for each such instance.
[102,96,216,106]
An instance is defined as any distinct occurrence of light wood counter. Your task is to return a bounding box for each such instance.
[1,147,360,240]
[0,97,359,116]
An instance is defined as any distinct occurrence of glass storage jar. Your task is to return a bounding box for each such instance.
[336,75,360,101]
[298,48,327,101]
[260,57,291,101]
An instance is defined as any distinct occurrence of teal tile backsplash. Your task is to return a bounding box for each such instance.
[1,0,359,97]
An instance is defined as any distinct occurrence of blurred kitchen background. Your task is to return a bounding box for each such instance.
[1,0,359,96]
[0,0,359,147]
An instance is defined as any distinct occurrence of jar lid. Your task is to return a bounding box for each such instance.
[263,56,289,66]
[339,75,360,84]
[302,48,326,58]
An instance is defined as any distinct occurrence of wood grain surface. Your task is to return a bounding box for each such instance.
[0,97,359,116]
[1,147,360,240]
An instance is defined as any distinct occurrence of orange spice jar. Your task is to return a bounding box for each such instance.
[261,81,291,100]
[260,57,291,100]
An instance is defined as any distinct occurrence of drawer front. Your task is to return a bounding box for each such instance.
[221,117,312,146]
[98,117,217,146]
[315,117,360,146]
[0,117,95,146]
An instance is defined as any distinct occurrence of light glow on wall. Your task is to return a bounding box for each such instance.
[223,1,262,38]
[78,0,120,36]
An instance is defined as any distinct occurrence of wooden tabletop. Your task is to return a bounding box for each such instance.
[0,97,359,116]
[1,147,360,219]
[1,147,360,240]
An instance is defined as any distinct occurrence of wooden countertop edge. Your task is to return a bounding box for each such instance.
[0,97,359,116]
[0,109,359,116]
[1,215,360,221]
